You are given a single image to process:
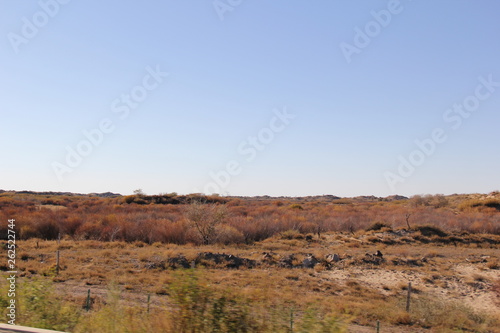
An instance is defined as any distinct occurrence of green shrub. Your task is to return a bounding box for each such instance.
[0,278,81,331]
[0,273,347,333]
[297,308,346,333]
[167,270,348,333]
[168,270,256,333]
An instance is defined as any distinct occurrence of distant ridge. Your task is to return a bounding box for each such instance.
[0,190,410,202]
[0,190,121,198]
[227,194,409,202]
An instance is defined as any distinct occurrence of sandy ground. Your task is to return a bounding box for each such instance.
[321,264,499,315]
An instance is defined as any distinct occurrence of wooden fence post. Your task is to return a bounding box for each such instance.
[56,250,60,275]
[86,289,91,311]
[406,282,412,312]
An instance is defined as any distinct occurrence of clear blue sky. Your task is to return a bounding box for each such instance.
[1,1,499,197]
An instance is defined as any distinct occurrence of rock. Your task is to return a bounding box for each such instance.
[195,252,255,269]
[167,255,190,269]
[302,254,319,268]
[278,254,295,268]
[363,253,384,265]
[480,256,490,262]
[326,254,341,263]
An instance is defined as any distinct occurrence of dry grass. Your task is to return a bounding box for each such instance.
[2,229,499,332]
[1,191,500,332]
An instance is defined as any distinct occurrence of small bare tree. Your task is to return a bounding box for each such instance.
[134,189,145,197]
[109,226,121,241]
[185,200,228,245]
[405,213,412,229]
